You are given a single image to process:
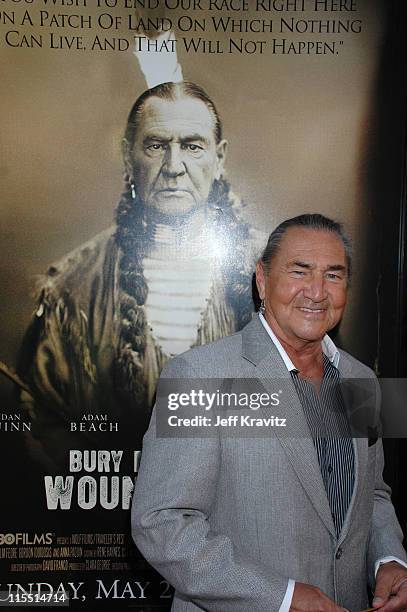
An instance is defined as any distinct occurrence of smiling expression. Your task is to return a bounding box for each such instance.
[256,227,348,348]
[128,96,227,215]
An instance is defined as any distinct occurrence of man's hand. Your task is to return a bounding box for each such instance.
[290,582,347,612]
[373,561,407,611]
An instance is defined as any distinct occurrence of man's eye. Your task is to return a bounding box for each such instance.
[326,273,341,280]
[291,270,305,276]
[182,143,203,152]
[146,143,165,152]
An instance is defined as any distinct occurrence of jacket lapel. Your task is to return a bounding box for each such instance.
[336,353,370,543]
[241,317,336,537]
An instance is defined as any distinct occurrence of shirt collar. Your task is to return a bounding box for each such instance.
[258,312,340,372]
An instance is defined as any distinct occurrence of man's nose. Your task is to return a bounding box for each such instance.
[303,274,328,302]
[162,144,186,177]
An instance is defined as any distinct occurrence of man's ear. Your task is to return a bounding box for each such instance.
[255,260,266,300]
[215,139,227,180]
[122,138,133,180]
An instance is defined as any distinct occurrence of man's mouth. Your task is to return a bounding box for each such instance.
[297,307,327,314]
[156,188,191,196]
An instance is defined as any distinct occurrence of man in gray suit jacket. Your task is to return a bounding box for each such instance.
[132,214,407,611]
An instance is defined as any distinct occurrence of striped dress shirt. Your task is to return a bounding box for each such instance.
[259,313,354,535]
[290,356,354,536]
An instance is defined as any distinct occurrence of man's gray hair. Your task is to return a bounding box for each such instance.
[260,213,352,277]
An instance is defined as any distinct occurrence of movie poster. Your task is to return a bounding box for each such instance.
[0,0,390,608]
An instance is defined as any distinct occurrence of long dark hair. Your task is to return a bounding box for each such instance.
[124,81,223,148]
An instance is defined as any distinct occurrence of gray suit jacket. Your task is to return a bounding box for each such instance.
[132,315,406,611]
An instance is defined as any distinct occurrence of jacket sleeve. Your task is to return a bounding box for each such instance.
[17,283,97,468]
[17,230,117,430]
[131,357,289,612]
[366,377,407,586]
[366,438,407,587]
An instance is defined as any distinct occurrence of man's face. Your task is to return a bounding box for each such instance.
[256,227,348,347]
[128,96,227,215]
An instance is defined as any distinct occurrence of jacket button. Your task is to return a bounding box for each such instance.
[335,547,343,559]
